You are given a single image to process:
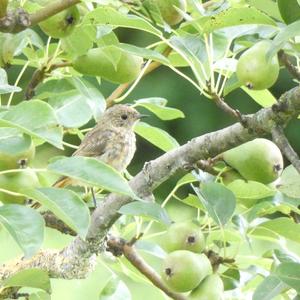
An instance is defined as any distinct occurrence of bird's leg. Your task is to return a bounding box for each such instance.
[91,188,97,208]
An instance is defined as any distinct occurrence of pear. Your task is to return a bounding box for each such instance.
[147,0,186,25]
[0,132,35,171]
[0,169,40,204]
[223,138,283,184]
[162,221,206,253]
[73,46,143,84]
[236,40,279,90]
[189,274,224,300]
[39,6,80,38]
[161,251,212,293]
[222,169,245,185]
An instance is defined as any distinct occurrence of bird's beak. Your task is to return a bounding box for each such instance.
[137,113,149,119]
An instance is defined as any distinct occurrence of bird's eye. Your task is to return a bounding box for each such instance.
[121,114,128,120]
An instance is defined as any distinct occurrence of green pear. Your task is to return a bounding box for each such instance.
[189,274,224,300]
[0,132,35,171]
[161,251,212,293]
[223,138,283,184]
[0,168,40,204]
[73,46,143,84]
[39,6,80,38]
[162,221,206,253]
[147,0,186,25]
[222,169,245,185]
[236,40,279,90]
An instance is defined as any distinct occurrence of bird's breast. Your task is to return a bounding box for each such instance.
[99,130,136,172]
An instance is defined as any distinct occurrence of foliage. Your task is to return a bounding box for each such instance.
[0,0,300,299]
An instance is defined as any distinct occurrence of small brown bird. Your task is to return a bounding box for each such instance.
[53,104,142,204]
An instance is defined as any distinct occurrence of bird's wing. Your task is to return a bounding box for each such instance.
[72,126,116,157]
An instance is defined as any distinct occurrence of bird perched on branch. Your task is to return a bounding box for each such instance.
[34,104,143,208]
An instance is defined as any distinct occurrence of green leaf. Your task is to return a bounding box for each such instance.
[0,68,22,94]
[169,35,208,85]
[277,0,300,24]
[135,240,166,258]
[222,268,240,291]
[278,165,300,198]
[47,157,135,197]
[116,43,169,65]
[99,277,131,300]
[190,7,276,34]
[135,101,184,120]
[179,193,204,209]
[24,187,90,238]
[50,91,94,128]
[241,87,277,107]
[2,268,51,292]
[176,173,198,186]
[227,180,276,200]
[253,217,300,243]
[83,7,161,37]
[134,122,179,152]
[29,291,51,300]
[68,77,106,122]
[61,23,96,57]
[0,100,63,149]
[248,0,282,21]
[253,275,287,300]
[0,204,44,257]
[119,202,171,225]
[269,20,300,57]
[35,78,74,99]
[275,262,300,293]
[193,182,236,226]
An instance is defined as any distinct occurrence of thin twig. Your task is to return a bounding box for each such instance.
[107,236,188,300]
[278,50,300,81]
[207,82,247,126]
[25,61,72,100]
[272,125,300,174]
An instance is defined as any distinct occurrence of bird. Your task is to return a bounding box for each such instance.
[35,104,142,208]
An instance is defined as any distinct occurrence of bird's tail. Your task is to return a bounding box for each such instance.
[31,176,72,208]
[52,176,73,188]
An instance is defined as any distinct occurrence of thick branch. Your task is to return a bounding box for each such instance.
[272,125,300,174]
[30,0,81,27]
[2,86,300,282]
[0,0,80,33]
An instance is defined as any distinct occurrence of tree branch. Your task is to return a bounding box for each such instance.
[30,0,81,27]
[1,85,300,284]
[0,0,80,33]
[272,125,300,174]
[278,50,300,81]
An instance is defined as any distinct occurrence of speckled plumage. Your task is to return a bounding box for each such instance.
[54,104,140,188]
